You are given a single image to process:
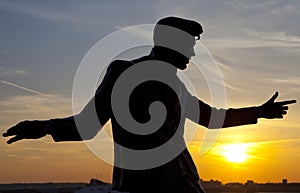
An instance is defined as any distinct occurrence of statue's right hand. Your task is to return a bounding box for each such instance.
[2,120,50,144]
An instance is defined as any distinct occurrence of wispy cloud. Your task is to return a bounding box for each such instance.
[0,94,71,116]
[206,35,300,50]
[245,29,300,44]
[259,77,300,86]
[3,70,28,76]
[0,80,52,97]
[0,66,30,78]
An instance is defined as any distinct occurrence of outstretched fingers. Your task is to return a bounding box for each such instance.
[3,122,25,144]
[7,135,24,144]
[277,100,296,118]
[268,91,279,103]
[276,100,297,106]
[2,124,21,137]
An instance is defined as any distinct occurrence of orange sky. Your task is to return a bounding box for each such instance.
[1,115,299,184]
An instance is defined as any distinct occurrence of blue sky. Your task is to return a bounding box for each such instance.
[0,0,299,183]
[0,0,299,100]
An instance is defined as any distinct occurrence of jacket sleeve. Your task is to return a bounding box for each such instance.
[48,63,116,142]
[187,94,259,129]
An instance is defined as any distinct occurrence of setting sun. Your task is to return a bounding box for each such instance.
[222,144,250,163]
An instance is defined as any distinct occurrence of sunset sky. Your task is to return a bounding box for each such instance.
[0,0,299,184]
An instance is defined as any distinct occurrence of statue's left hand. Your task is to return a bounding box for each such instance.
[258,92,296,119]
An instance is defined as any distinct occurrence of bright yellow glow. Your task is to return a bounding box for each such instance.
[222,144,249,163]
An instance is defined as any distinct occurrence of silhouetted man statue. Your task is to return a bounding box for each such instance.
[3,17,296,193]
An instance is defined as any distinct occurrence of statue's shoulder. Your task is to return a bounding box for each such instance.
[108,55,150,74]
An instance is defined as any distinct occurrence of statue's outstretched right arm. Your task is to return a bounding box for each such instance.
[2,62,117,144]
